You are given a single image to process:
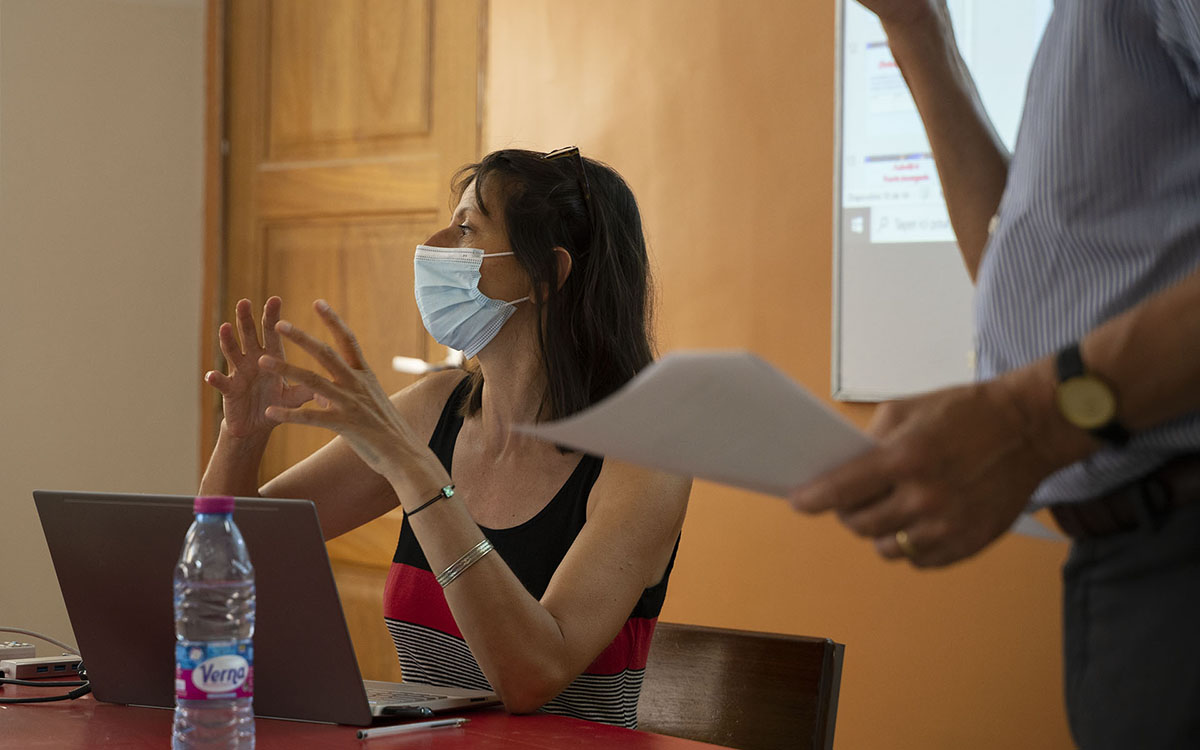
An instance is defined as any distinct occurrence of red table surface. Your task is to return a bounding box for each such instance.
[0,682,726,749]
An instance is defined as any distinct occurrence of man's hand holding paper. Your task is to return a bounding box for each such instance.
[789,378,1073,566]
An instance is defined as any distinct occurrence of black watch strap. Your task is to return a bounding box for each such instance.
[1054,341,1086,381]
[1055,343,1131,447]
[1091,418,1132,447]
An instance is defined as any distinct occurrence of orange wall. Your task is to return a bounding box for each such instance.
[484,2,1072,749]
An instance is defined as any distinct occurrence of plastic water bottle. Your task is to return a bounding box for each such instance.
[173,496,256,749]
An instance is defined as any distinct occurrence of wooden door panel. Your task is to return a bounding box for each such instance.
[258,216,433,487]
[267,0,434,161]
[256,155,441,220]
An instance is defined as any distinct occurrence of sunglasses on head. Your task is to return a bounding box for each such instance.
[541,145,594,228]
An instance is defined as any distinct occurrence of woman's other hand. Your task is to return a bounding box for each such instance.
[205,297,315,440]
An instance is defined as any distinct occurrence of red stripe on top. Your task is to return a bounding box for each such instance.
[383,562,461,637]
[584,617,659,675]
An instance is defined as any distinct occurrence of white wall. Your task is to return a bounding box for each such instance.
[0,0,204,650]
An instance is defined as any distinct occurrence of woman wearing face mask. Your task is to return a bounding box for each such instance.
[199,148,691,728]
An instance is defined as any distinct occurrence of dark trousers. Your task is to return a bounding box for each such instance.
[1063,499,1200,749]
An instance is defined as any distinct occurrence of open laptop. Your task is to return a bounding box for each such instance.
[34,490,499,726]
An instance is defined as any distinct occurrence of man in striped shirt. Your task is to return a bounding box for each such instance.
[793,1,1200,747]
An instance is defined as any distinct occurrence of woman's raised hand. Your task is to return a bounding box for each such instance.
[205,297,316,440]
[257,300,445,493]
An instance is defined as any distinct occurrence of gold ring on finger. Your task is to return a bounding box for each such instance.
[895,529,917,559]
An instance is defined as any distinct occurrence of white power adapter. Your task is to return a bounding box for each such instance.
[0,641,37,660]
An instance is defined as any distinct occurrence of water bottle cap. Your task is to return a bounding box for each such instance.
[194,496,235,514]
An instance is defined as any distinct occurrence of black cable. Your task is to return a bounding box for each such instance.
[1,678,89,687]
[0,662,90,703]
[0,683,92,704]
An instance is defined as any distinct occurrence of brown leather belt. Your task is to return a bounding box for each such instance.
[1049,453,1200,539]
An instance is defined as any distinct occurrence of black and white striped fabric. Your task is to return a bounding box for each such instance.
[385,620,493,692]
[975,0,1200,506]
[385,616,649,729]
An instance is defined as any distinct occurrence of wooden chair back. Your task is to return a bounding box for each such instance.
[638,622,844,750]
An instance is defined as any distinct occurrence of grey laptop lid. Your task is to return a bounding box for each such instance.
[35,490,391,726]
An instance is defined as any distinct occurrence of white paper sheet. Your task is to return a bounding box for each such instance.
[516,350,870,497]
[515,350,1063,541]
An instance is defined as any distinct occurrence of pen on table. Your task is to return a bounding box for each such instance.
[357,717,470,740]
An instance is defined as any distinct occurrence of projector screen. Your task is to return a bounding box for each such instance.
[832,0,1052,400]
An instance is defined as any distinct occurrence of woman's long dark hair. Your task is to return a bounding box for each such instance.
[451,148,655,423]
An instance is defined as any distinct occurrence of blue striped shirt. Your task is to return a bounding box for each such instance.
[975,0,1200,506]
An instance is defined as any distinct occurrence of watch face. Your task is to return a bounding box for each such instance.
[1056,376,1117,429]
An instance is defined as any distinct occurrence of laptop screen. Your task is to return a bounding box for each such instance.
[34,491,375,725]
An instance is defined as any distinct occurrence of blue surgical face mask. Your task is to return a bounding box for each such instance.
[413,244,530,359]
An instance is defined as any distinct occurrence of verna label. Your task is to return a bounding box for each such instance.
[176,639,254,700]
[195,655,249,692]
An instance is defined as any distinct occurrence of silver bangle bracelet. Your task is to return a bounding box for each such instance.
[435,538,495,589]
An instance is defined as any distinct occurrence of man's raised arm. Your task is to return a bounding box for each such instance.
[864,1,1010,279]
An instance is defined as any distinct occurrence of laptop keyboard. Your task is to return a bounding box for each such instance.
[365,684,447,703]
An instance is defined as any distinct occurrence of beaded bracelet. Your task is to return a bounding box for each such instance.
[406,484,455,518]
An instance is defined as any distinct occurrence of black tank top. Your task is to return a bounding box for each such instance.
[382,377,675,728]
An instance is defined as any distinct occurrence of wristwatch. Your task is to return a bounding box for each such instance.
[1054,342,1130,446]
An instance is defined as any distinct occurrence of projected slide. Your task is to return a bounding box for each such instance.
[834,0,1052,399]
[841,0,1051,245]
